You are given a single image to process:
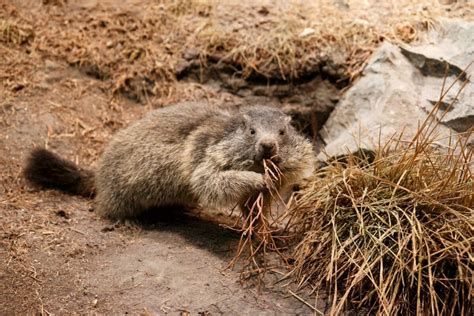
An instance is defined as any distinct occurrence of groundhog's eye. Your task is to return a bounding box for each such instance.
[279,129,285,135]
[250,128,256,135]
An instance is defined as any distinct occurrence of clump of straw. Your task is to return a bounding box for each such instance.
[286,77,473,314]
[228,159,290,282]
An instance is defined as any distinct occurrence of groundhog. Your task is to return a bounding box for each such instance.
[24,102,316,220]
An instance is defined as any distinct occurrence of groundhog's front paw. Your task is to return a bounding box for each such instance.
[245,171,266,191]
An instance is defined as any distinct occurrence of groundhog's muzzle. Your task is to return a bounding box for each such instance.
[255,140,280,162]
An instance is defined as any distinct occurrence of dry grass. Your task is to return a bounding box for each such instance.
[3,0,471,102]
[196,0,472,81]
[32,3,182,102]
[226,159,290,283]
[285,76,473,314]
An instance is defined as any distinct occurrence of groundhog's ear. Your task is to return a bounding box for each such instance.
[285,115,292,124]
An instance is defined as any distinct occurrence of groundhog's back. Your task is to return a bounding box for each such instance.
[95,102,231,213]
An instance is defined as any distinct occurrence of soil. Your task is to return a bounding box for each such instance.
[1,0,333,314]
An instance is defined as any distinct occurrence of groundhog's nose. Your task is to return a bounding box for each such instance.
[259,141,277,159]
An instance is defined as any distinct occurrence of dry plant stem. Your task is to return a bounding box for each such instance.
[229,159,290,282]
[288,289,324,315]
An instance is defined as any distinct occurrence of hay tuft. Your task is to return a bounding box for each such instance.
[227,159,290,284]
[286,78,473,314]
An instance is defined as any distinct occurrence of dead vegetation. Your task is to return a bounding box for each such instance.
[2,0,472,102]
[284,78,473,314]
[226,159,288,284]
[195,0,472,81]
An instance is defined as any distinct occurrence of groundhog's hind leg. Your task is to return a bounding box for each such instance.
[95,188,146,219]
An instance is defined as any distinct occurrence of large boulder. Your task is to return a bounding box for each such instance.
[320,19,473,159]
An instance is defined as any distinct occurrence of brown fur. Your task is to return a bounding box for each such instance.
[24,148,95,197]
[24,102,316,219]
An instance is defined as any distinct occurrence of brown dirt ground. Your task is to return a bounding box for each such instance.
[1,0,470,314]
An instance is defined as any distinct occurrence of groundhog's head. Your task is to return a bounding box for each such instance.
[239,106,293,164]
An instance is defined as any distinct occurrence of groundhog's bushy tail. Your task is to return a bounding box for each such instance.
[24,148,95,198]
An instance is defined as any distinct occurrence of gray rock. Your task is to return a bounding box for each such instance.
[320,19,473,159]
